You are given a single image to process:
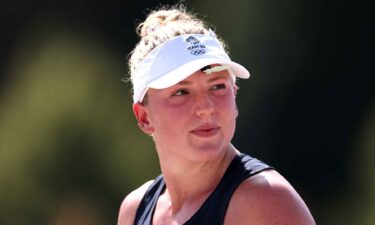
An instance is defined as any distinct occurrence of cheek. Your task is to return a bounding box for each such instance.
[216,93,237,114]
[149,102,188,133]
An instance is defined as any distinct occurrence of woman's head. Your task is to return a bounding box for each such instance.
[128,5,250,161]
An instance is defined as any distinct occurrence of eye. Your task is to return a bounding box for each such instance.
[172,89,189,96]
[210,83,226,90]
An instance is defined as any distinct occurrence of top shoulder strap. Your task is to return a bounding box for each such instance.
[184,153,273,225]
[133,175,165,225]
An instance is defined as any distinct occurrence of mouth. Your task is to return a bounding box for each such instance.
[190,124,220,137]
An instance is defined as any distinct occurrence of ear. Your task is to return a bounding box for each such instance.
[133,102,154,135]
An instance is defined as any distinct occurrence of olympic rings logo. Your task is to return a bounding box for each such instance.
[190,49,206,55]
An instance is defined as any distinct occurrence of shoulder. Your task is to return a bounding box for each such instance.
[224,169,316,225]
[117,180,154,225]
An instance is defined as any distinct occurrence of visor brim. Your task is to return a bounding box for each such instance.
[148,58,250,89]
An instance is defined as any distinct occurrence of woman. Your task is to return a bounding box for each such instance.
[118,5,315,225]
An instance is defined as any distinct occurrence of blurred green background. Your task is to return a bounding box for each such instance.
[0,0,373,224]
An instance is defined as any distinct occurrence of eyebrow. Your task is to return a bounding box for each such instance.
[207,75,228,83]
[176,75,228,86]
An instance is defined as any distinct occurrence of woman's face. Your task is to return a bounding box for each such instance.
[133,69,238,163]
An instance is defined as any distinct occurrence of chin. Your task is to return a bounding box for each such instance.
[188,142,228,162]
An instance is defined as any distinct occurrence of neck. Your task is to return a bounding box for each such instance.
[157,144,238,213]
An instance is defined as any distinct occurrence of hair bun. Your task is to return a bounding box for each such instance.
[138,9,192,37]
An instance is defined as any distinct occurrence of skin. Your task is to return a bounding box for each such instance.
[118,68,316,225]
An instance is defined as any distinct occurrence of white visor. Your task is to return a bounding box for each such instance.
[132,31,250,103]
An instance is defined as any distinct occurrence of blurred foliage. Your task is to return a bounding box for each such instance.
[0,22,159,225]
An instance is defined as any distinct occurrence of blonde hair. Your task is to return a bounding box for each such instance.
[127,4,228,85]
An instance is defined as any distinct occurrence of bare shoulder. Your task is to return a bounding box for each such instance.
[225,170,316,225]
[117,180,154,225]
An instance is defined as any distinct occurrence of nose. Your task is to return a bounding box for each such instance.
[195,93,215,118]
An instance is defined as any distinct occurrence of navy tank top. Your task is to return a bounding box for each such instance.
[133,153,272,225]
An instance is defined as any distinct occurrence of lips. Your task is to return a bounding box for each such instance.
[190,124,220,137]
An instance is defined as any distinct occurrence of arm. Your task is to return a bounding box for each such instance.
[117,180,154,225]
[225,170,316,225]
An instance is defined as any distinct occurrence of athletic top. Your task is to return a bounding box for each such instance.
[133,153,272,225]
